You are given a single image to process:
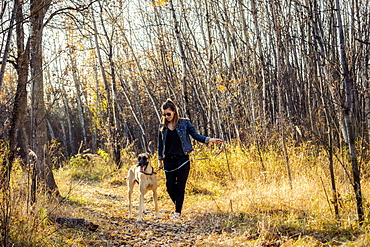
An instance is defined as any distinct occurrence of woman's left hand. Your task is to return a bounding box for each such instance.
[209,138,223,144]
[158,160,164,169]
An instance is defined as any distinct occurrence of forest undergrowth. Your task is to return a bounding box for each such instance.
[2,141,370,246]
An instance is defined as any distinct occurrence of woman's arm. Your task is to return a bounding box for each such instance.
[186,119,223,144]
[157,128,164,160]
[186,120,208,143]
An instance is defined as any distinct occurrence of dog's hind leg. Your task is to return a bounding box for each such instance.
[128,189,133,218]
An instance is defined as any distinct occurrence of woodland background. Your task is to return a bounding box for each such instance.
[0,0,370,245]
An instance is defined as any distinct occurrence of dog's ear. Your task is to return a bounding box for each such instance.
[146,152,152,158]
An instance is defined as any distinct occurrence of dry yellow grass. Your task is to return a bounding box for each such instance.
[1,142,370,246]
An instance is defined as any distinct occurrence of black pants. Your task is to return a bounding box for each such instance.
[164,155,190,214]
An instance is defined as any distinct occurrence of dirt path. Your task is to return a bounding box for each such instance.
[59,182,244,246]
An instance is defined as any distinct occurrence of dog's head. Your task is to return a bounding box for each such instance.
[137,152,151,172]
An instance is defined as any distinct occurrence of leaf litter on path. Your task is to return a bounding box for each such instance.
[56,181,249,246]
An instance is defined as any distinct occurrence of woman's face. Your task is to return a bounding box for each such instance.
[163,108,175,122]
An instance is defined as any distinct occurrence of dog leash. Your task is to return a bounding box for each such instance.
[161,160,190,173]
[158,144,224,173]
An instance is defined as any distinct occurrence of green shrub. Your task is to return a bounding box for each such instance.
[67,150,114,181]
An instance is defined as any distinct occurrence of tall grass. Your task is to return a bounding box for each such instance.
[186,141,370,245]
[0,147,119,246]
[1,139,370,246]
[0,161,61,246]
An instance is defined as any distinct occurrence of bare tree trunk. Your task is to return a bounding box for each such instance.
[116,22,161,122]
[118,77,148,153]
[97,0,122,168]
[269,0,292,188]
[29,0,59,200]
[251,0,269,126]
[90,37,102,153]
[309,0,341,218]
[334,0,363,223]
[91,8,117,164]
[365,74,370,136]
[326,121,339,217]
[1,1,27,243]
[201,0,217,137]
[169,0,190,119]
[1,0,30,190]
[62,87,75,155]
[221,0,233,75]
[54,56,75,155]
[69,50,87,148]
[0,0,16,89]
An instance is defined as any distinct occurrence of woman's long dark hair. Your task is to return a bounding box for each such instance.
[160,99,180,129]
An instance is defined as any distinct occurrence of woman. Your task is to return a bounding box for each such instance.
[157,99,222,219]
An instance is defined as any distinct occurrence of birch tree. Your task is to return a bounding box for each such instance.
[334,0,363,222]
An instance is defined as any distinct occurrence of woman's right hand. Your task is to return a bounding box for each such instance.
[209,138,223,145]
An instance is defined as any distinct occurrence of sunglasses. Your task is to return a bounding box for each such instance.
[162,113,172,117]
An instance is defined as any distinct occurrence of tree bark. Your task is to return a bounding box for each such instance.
[0,0,16,89]
[334,0,363,223]
[69,49,87,148]
[269,0,292,188]
[97,0,121,168]
[308,0,340,218]
[29,0,59,199]
[91,5,123,167]
[169,0,190,119]
[1,0,30,189]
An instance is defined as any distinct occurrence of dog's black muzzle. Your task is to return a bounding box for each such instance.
[137,154,149,166]
[137,159,149,167]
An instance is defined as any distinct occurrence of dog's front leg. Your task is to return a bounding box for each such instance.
[127,170,135,219]
[153,190,160,218]
[138,192,145,221]
[128,185,133,218]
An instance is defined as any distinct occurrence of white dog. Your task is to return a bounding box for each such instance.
[127,153,159,221]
